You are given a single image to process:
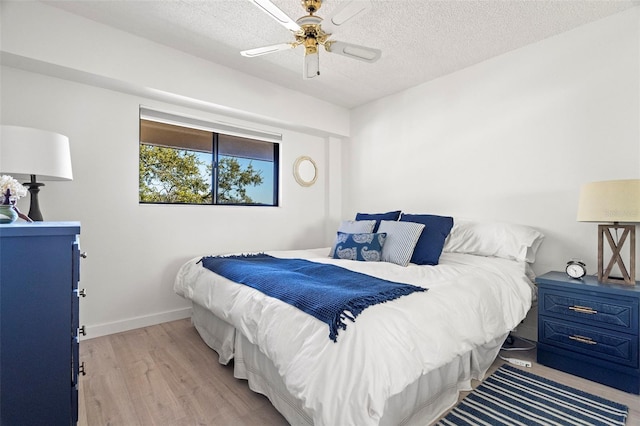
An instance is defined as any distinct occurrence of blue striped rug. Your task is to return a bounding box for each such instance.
[437,364,628,425]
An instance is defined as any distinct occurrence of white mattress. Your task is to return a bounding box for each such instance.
[175,248,534,426]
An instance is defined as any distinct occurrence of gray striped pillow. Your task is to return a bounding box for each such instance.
[378,220,425,266]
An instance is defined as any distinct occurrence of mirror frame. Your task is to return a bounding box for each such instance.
[293,156,318,187]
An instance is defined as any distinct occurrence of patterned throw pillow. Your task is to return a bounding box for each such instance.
[377,220,425,266]
[332,232,387,262]
[329,220,377,257]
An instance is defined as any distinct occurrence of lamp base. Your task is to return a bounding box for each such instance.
[597,223,636,285]
[24,175,44,222]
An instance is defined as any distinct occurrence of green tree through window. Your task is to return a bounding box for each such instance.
[217,157,263,203]
[139,118,278,206]
[139,144,212,203]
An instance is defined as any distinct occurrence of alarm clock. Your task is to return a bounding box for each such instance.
[566,260,587,279]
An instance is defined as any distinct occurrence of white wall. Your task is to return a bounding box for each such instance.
[1,1,345,337]
[348,8,640,338]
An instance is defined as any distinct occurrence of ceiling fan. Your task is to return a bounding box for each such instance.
[241,0,381,79]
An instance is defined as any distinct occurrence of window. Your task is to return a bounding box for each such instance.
[139,111,279,206]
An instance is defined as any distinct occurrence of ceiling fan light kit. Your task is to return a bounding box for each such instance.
[242,0,381,79]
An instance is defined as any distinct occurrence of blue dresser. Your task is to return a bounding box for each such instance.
[537,271,640,394]
[0,222,83,425]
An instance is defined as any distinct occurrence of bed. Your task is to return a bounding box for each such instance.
[174,217,543,425]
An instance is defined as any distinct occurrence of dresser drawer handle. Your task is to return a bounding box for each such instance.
[568,305,597,314]
[569,335,597,345]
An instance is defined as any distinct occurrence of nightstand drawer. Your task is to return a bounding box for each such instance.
[539,288,638,335]
[540,318,638,368]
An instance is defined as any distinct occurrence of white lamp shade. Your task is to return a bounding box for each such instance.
[0,125,73,181]
[577,179,640,223]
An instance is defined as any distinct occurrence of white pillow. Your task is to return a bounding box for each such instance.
[330,220,376,256]
[377,220,425,266]
[443,219,544,263]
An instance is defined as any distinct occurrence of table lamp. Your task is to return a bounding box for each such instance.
[0,125,73,221]
[577,179,640,285]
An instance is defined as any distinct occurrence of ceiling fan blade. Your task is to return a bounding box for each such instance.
[303,51,320,79]
[323,0,371,34]
[250,0,301,32]
[241,43,295,58]
[325,41,381,63]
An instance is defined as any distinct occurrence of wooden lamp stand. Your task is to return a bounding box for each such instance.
[598,223,636,285]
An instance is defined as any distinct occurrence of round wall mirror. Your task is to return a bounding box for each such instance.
[293,156,318,187]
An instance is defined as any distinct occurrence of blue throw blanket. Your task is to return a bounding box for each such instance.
[199,254,427,342]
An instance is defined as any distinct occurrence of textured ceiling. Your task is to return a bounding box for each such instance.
[43,0,640,109]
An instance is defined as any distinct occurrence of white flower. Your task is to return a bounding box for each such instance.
[0,175,28,203]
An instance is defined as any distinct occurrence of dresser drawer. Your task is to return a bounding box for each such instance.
[539,288,638,335]
[539,317,638,368]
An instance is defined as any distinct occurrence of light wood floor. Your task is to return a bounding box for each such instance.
[78,319,640,426]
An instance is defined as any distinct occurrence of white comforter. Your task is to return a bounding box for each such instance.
[174,248,534,426]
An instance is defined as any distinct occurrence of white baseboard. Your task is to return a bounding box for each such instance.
[82,307,192,340]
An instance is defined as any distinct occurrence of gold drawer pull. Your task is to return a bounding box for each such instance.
[568,305,597,315]
[569,335,597,345]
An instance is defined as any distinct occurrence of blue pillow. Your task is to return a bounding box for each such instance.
[399,214,454,265]
[355,210,401,232]
[332,232,387,262]
[330,220,377,257]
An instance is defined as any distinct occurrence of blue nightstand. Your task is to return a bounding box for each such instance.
[536,271,639,394]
